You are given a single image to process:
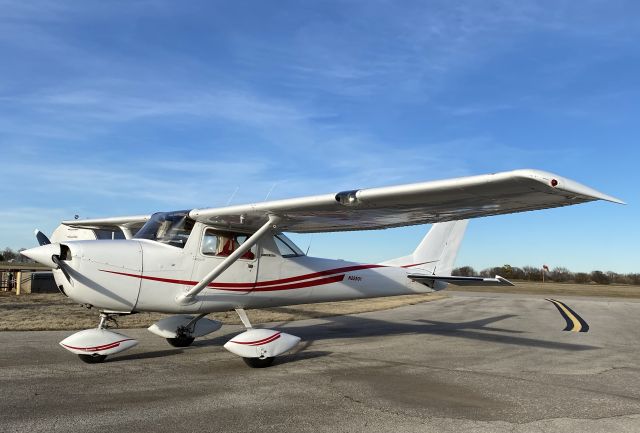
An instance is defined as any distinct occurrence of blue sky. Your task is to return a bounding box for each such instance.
[1,1,638,272]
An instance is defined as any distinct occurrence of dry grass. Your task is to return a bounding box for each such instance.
[446,280,640,298]
[3,281,637,332]
[0,291,446,331]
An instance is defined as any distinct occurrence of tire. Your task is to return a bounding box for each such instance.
[243,357,275,368]
[166,336,195,347]
[78,354,107,364]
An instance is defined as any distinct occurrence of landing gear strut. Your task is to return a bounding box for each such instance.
[76,313,119,364]
[61,312,138,364]
[165,314,206,347]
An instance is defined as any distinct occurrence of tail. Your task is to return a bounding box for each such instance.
[381,220,469,275]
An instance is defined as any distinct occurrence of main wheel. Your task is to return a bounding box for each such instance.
[78,354,107,364]
[243,357,275,368]
[166,335,195,347]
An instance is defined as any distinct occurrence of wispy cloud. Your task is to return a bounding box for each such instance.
[0,1,637,272]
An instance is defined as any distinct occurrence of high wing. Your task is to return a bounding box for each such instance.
[189,169,623,233]
[60,214,151,238]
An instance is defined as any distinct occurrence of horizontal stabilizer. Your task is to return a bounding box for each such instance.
[408,274,514,286]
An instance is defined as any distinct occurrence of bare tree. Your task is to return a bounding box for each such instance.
[453,266,476,276]
[590,270,610,285]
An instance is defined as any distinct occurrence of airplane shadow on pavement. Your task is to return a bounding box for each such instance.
[191,311,599,358]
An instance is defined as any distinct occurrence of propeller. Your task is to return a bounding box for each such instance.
[35,229,51,246]
[32,229,72,283]
[51,255,72,283]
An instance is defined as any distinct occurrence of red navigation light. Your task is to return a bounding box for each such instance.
[550,179,558,187]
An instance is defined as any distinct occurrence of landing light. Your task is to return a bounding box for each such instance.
[335,190,360,206]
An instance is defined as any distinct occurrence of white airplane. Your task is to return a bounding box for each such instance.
[21,169,622,367]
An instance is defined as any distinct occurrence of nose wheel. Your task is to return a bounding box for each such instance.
[77,313,122,363]
[243,357,275,368]
[78,354,108,364]
[59,312,138,364]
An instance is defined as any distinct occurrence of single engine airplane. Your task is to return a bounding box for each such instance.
[21,169,623,367]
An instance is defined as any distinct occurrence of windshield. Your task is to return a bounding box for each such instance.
[134,211,195,248]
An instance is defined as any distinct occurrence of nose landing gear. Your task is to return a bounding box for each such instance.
[59,312,138,363]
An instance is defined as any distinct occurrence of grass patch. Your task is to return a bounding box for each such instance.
[0,291,446,331]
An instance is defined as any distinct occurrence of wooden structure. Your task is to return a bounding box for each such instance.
[0,263,55,294]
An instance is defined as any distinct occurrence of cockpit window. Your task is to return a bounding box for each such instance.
[134,211,195,248]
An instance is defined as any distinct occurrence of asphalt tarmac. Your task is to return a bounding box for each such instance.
[1,291,639,433]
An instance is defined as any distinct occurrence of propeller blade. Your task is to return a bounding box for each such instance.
[35,229,51,246]
[51,255,72,283]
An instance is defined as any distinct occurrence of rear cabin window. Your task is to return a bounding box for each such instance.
[93,228,126,240]
[274,234,304,258]
[202,229,256,260]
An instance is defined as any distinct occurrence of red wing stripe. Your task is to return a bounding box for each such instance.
[61,338,133,352]
[230,333,281,346]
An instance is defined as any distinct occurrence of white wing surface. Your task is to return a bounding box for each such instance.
[61,215,151,230]
[189,169,623,233]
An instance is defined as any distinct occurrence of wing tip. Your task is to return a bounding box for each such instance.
[511,169,625,205]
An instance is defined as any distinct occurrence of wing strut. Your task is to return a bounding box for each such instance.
[176,215,281,305]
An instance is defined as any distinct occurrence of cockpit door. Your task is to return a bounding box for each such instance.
[190,228,259,294]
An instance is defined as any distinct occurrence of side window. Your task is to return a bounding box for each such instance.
[201,229,256,260]
[94,228,126,240]
[202,230,219,256]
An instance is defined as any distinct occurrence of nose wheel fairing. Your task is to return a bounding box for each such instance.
[59,328,138,357]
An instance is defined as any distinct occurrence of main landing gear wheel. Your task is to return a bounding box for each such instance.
[78,354,107,364]
[166,335,195,347]
[243,357,275,368]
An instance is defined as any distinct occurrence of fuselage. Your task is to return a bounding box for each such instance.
[52,221,433,314]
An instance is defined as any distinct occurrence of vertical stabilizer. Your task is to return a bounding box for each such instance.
[414,220,468,275]
[382,220,468,275]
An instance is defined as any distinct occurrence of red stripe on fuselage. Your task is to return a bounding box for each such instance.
[400,260,437,268]
[217,274,345,292]
[99,262,385,291]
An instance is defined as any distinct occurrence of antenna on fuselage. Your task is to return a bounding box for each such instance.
[305,235,313,255]
[225,187,239,206]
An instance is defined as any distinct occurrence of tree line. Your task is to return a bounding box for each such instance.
[453,265,640,285]
[1,245,638,284]
[0,247,34,263]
